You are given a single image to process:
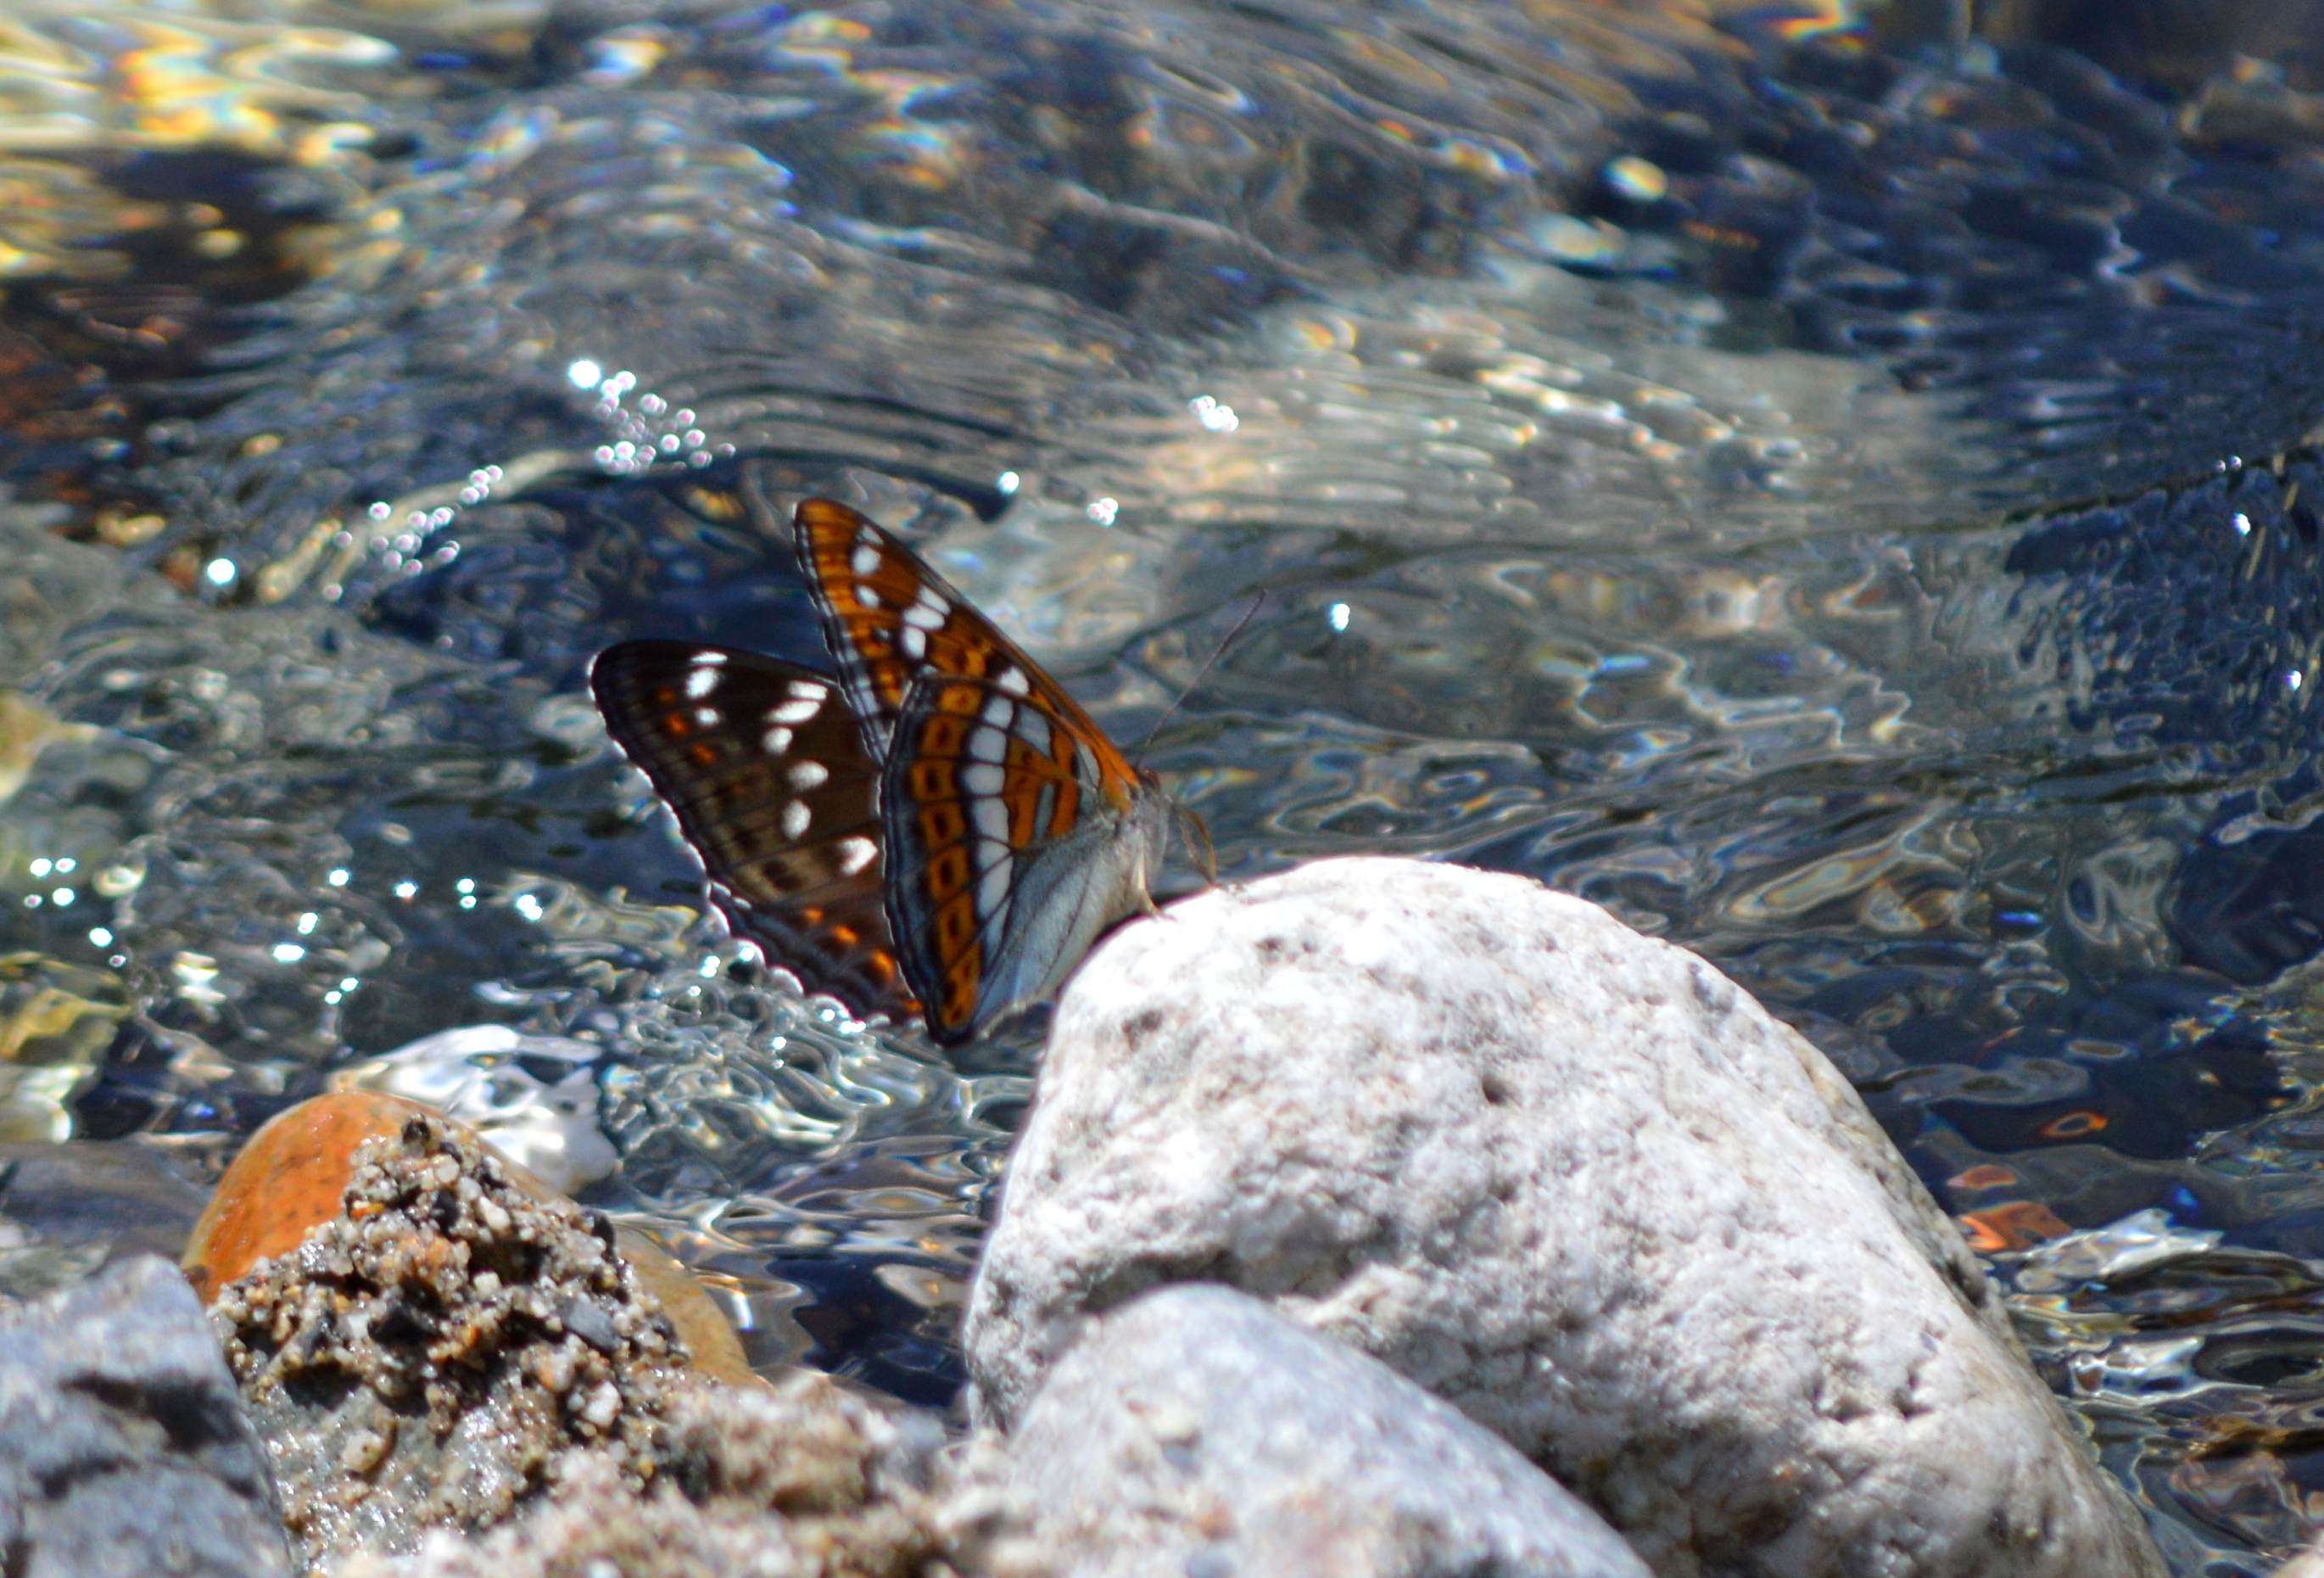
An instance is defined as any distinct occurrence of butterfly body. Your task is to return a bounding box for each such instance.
[590,484,1204,1044]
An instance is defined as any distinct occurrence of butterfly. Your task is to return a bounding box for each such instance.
[589,474,1210,1044]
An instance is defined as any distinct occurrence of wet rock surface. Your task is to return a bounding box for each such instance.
[186,1089,757,1387]
[210,1109,693,1569]
[0,1254,291,1578]
[968,857,2166,1578]
[953,1281,1651,1578]
[334,1370,950,1578]
[0,1139,208,1300]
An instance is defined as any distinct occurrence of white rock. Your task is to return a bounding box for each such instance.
[965,856,2165,1578]
[955,1282,1651,1578]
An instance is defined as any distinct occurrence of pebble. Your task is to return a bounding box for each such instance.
[208,1106,696,1569]
[182,1089,753,1385]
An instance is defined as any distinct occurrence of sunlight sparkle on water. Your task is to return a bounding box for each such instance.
[1189,394,1239,433]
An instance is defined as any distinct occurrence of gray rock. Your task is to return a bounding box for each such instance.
[954,1282,1651,1578]
[0,1140,209,1299]
[965,857,2165,1578]
[0,1254,290,1578]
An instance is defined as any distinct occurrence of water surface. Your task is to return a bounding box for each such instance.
[6,0,2324,1563]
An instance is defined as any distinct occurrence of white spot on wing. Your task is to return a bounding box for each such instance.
[693,707,720,726]
[973,792,1010,846]
[969,724,1008,764]
[963,761,1006,796]
[1017,709,1053,755]
[763,725,794,753]
[981,694,1014,727]
[852,544,881,576]
[997,666,1031,697]
[684,665,722,699]
[789,760,830,789]
[781,800,812,840]
[770,697,823,724]
[837,836,878,876]
[787,679,824,699]
[858,585,882,609]
[900,624,927,660]
[902,602,946,631]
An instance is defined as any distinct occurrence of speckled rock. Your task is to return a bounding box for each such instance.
[186,1090,753,1385]
[965,856,2167,1578]
[952,1282,1651,1578]
[0,1254,291,1578]
[210,1109,696,1570]
[332,1370,951,1578]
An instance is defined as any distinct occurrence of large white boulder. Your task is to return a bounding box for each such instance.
[953,1282,1651,1577]
[964,856,2165,1578]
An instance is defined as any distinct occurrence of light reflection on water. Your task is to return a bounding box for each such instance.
[5,0,2324,1564]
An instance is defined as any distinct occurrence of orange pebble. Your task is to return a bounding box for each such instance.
[182,1089,424,1303]
[1958,1199,2073,1253]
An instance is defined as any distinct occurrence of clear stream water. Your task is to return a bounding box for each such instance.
[7,0,2324,1567]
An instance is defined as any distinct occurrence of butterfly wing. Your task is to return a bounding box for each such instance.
[788,491,1139,785]
[879,669,1170,1043]
[589,639,919,1023]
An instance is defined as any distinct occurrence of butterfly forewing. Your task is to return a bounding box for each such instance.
[589,639,919,1022]
[790,495,1145,806]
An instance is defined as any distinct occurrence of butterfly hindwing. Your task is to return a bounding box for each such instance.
[589,639,919,1022]
[878,667,1152,1043]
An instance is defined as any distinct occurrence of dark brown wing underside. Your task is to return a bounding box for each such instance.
[589,639,919,1023]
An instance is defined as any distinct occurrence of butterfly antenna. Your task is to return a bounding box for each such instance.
[1136,590,1265,762]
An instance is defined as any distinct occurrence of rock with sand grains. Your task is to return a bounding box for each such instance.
[209,1110,696,1570]
[0,1254,292,1578]
[964,856,2165,1578]
[952,1282,1651,1578]
[331,1370,950,1578]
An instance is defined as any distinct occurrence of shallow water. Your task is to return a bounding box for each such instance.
[8,0,2324,1563]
